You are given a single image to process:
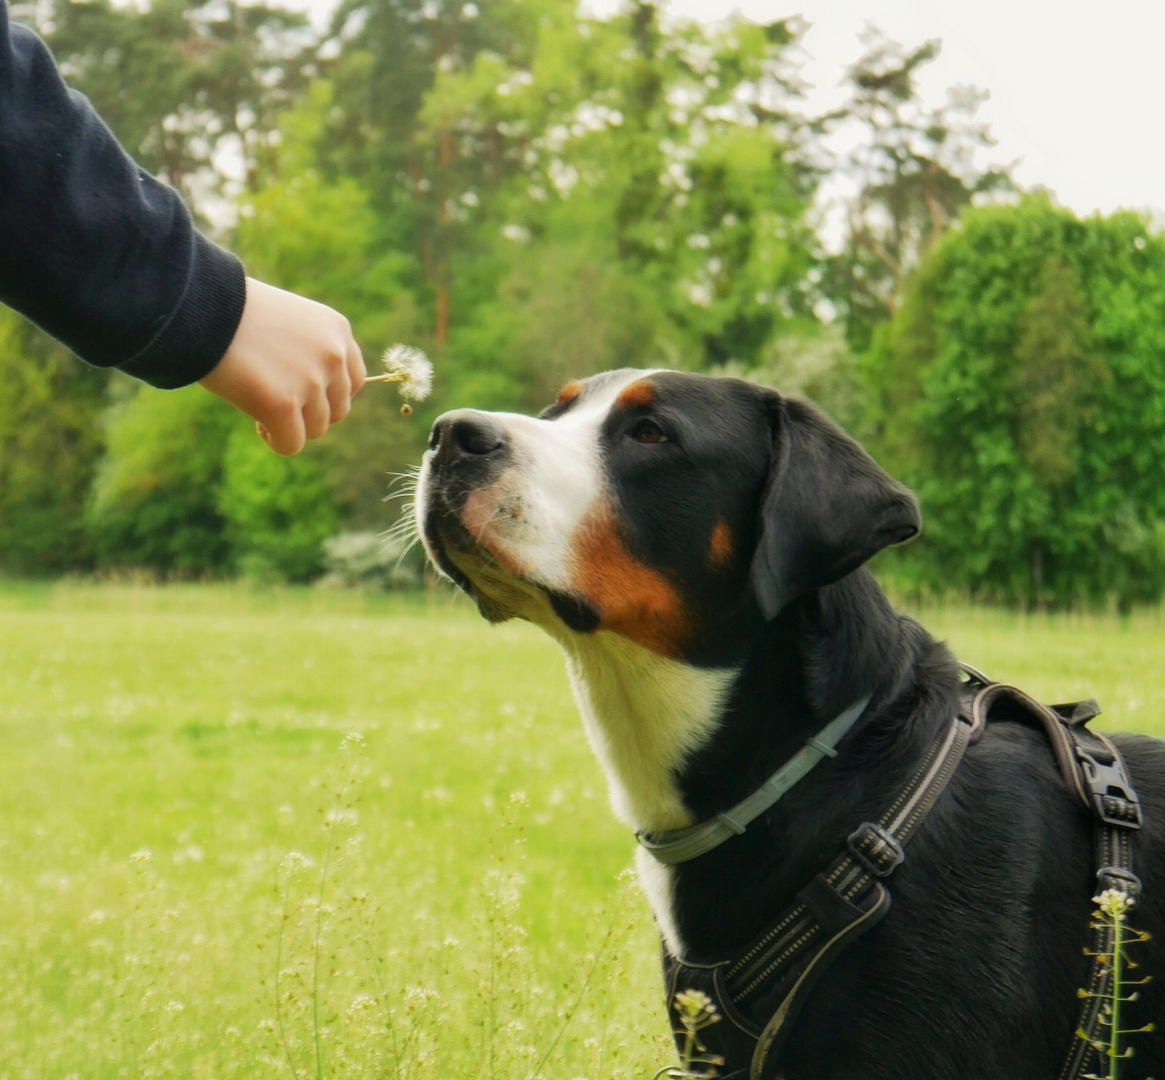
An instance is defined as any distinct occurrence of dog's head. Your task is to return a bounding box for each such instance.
[415,369,919,662]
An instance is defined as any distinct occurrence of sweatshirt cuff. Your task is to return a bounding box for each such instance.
[118,233,248,390]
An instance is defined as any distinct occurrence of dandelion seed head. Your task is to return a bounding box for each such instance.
[381,344,434,401]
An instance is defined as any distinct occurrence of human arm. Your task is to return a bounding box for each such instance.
[0,1,244,388]
[0,3,365,452]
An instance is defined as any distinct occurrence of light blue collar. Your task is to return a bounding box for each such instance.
[636,694,872,865]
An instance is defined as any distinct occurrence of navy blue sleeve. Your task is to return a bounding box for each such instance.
[0,1,247,388]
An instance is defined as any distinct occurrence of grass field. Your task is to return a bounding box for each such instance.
[0,581,1163,1080]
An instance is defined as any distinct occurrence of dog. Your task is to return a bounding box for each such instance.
[414,368,1165,1080]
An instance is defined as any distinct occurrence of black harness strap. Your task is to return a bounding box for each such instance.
[663,710,976,1080]
[963,684,1144,1080]
[661,679,1145,1080]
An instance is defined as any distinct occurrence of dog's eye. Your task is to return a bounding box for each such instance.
[629,418,669,444]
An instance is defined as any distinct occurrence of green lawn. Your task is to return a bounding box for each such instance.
[0,581,1162,1079]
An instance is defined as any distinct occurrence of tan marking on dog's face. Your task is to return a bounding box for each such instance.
[459,475,532,569]
[707,518,734,571]
[616,378,656,410]
[555,380,584,408]
[573,505,690,657]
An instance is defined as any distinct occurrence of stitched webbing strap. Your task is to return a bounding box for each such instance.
[967,685,1144,1080]
[637,695,872,865]
[1055,728,1142,1080]
[735,713,975,1079]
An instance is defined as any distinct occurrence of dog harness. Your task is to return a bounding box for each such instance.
[644,670,1144,1080]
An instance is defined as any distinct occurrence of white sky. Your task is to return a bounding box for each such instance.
[295,0,1165,226]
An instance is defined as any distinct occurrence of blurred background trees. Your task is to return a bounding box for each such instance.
[3,0,1164,608]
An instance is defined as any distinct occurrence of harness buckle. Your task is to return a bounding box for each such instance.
[847,822,905,878]
[1075,745,1143,829]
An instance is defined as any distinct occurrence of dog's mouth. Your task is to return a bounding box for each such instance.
[422,503,600,633]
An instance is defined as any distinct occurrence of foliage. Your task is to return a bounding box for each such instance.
[86,385,237,574]
[218,427,337,581]
[311,0,817,371]
[28,0,315,202]
[714,321,866,433]
[822,30,1014,352]
[0,311,107,575]
[868,196,1165,607]
[319,530,424,590]
[5,0,1165,608]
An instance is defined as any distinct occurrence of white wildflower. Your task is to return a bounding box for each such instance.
[1093,888,1134,915]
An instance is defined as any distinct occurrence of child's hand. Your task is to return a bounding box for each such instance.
[199,278,366,455]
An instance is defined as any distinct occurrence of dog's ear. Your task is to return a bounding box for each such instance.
[750,395,920,620]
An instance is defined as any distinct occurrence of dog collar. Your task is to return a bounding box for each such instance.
[636,694,872,865]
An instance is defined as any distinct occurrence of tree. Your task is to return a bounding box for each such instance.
[28,0,316,205]
[233,79,433,532]
[315,0,558,346]
[310,0,817,372]
[519,4,816,368]
[867,195,1165,607]
[218,426,337,581]
[1010,257,1109,492]
[824,30,1013,352]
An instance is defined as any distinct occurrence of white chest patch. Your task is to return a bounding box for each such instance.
[560,631,736,831]
[555,631,737,956]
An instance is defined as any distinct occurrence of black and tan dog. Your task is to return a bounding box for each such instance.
[415,369,1165,1080]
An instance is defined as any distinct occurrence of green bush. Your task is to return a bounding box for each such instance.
[86,385,236,575]
[218,427,337,582]
[868,195,1165,607]
[0,311,107,575]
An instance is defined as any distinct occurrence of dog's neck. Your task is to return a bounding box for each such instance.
[557,629,739,833]
[556,570,922,834]
[676,570,929,819]
[554,570,959,960]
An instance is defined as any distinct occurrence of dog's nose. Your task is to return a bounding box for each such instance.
[428,410,507,464]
